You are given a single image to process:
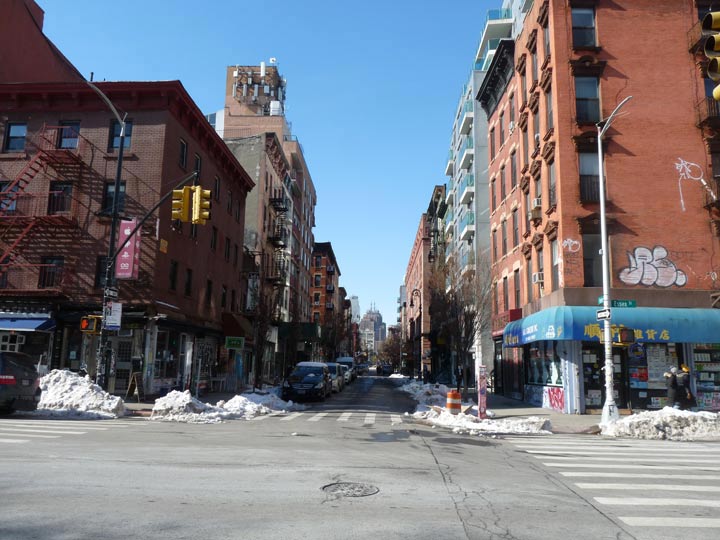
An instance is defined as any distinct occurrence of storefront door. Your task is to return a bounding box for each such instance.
[581,344,627,410]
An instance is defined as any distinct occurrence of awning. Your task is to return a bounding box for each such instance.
[503,306,720,347]
[0,317,55,332]
[221,313,255,337]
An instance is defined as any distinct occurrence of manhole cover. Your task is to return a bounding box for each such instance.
[321,482,379,498]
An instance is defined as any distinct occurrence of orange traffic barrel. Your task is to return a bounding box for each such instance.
[446,391,461,415]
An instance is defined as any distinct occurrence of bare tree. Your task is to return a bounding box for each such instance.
[320,309,349,360]
[379,331,402,371]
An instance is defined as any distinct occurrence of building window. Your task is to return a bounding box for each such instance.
[169,259,178,291]
[39,256,63,288]
[313,292,320,305]
[503,276,509,312]
[512,209,519,247]
[575,77,600,123]
[234,243,239,267]
[48,181,72,214]
[314,274,321,286]
[522,128,529,168]
[95,256,108,288]
[537,248,545,293]
[509,94,515,124]
[214,177,221,202]
[510,152,517,189]
[313,312,320,323]
[513,269,521,309]
[500,166,506,201]
[572,7,596,48]
[194,154,202,180]
[579,151,600,202]
[548,161,556,207]
[546,88,554,131]
[543,20,551,57]
[526,259,533,301]
[531,50,538,84]
[4,123,27,152]
[102,182,126,214]
[501,220,507,255]
[314,255,322,268]
[184,268,193,296]
[499,113,505,143]
[58,121,80,149]
[491,179,496,211]
[224,238,230,261]
[210,226,217,251]
[493,281,499,315]
[205,279,213,307]
[489,128,496,158]
[179,139,188,168]
[109,120,133,149]
[583,233,602,287]
[0,182,17,212]
[231,289,237,312]
[221,285,227,309]
[226,190,232,213]
[551,239,560,291]
[524,191,531,233]
[492,229,498,260]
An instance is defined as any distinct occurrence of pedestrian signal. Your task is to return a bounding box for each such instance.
[191,186,212,225]
[171,186,192,222]
[80,316,101,333]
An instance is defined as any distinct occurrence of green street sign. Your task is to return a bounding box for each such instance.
[597,295,604,305]
[611,300,636,308]
[225,336,245,349]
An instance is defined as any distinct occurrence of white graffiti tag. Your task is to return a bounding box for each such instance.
[619,246,687,287]
[562,238,580,252]
[675,158,717,212]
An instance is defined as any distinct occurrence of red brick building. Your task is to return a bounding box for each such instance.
[478,0,720,413]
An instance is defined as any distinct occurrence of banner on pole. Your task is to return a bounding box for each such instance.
[115,218,140,280]
[477,365,487,419]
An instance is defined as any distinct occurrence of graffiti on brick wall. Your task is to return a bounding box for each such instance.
[618,246,687,287]
[675,158,718,212]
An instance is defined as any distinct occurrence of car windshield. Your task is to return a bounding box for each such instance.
[292,367,322,376]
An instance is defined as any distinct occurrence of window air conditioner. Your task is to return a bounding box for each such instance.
[534,133,541,147]
[532,272,544,284]
[508,121,515,133]
[532,198,542,210]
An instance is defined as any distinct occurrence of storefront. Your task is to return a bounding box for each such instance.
[503,306,720,413]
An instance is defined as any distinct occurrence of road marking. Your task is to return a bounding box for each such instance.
[525,449,720,456]
[544,463,720,471]
[577,483,720,492]
[308,413,327,422]
[0,427,86,435]
[0,422,105,431]
[595,497,720,507]
[541,456,717,464]
[391,415,403,424]
[280,412,303,422]
[363,413,376,425]
[561,472,720,480]
[0,420,127,428]
[619,517,720,528]
[337,413,352,422]
[0,428,61,438]
[0,438,29,444]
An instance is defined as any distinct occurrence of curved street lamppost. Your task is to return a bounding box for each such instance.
[409,288,422,380]
[597,95,632,426]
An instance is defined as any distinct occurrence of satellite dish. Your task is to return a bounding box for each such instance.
[270,57,277,64]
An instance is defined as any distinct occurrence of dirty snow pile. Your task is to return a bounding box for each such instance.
[150,389,304,423]
[414,408,551,436]
[36,369,125,419]
[601,407,720,441]
[399,379,454,409]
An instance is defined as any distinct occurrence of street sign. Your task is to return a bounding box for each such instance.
[225,336,245,349]
[596,308,612,321]
[104,287,118,299]
[611,299,636,308]
[597,295,604,306]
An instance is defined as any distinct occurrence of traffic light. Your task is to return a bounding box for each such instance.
[703,11,720,100]
[171,186,192,222]
[191,186,212,225]
[80,315,101,333]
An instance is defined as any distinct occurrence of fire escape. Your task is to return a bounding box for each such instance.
[267,187,290,288]
[0,125,85,295]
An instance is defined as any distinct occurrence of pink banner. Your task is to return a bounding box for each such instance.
[115,218,138,280]
[477,365,487,419]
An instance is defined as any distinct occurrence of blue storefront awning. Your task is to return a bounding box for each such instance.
[503,306,720,347]
[0,317,56,332]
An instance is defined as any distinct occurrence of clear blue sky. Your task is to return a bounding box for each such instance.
[37,0,501,325]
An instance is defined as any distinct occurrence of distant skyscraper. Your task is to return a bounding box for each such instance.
[359,304,385,352]
[350,296,361,324]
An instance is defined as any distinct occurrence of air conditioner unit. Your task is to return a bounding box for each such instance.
[532,272,545,284]
[532,197,542,210]
[508,120,515,133]
[534,133,541,147]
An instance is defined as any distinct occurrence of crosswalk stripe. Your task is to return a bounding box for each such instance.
[595,497,720,507]
[308,413,327,422]
[507,440,706,449]
[619,517,720,528]
[544,463,720,471]
[577,483,720,492]
[0,420,130,428]
[337,413,352,422]
[516,444,713,452]
[541,456,717,464]
[0,438,28,443]
[0,423,106,431]
[526,449,720,457]
[364,413,376,425]
[561,472,720,480]
[0,428,62,438]
[280,412,303,422]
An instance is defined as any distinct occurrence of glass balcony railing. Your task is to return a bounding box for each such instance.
[488,8,512,21]
[475,38,502,71]
[460,211,475,231]
[460,173,475,192]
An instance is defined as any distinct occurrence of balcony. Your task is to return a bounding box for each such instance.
[445,181,455,205]
[444,210,454,235]
[458,137,474,170]
[445,149,454,176]
[460,250,475,274]
[268,225,288,247]
[269,189,290,212]
[459,101,474,135]
[459,211,475,241]
[459,174,475,204]
[445,242,453,262]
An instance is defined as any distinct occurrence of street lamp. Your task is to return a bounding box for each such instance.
[87,81,126,390]
[410,288,422,381]
[597,95,632,426]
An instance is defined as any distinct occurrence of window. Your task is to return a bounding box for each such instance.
[224,238,230,261]
[58,121,80,149]
[543,20,551,57]
[231,289,237,312]
[313,292,321,305]
[110,120,133,149]
[499,113,505,142]
[102,181,126,214]
[510,152,517,189]
[548,161,556,207]
[492,229,498,260]
[583,233,602,287]
[205,279,213,307]
[537,248,545,292]
[0,182,17,213]
[169,260,178,291]
[39,256,63,288]
[575,77,600,123]
[524,191,531,232]
[526,259,533,301]
[500,166,506,200]
[491,179,496,211]
[531,50,538,84]
[313,312,320,323]
[489,128,496,158]
[234,243,239,267]
[513,269,521,309]
[210,226,218,251]
[509,94,515,123]
[551,239,559,291]
[546,89,554,131]
[501,220,507,255]
[4,123,27,152]
[95,256,108,288]
[214,177,221,202]
[179,139,188,168]
[314,255,322,268]
[48,182,72,214]
[572,7,596,48]
[493,281,499,315]
[226,190,232,213]
[579,151,600,201]
[184,268,193,296]
[194,154,202,180]
[502,276,509,312]
[221,285,227,309]
[512,209,519,248]
[522,128,529,168]
[314,274,321,286]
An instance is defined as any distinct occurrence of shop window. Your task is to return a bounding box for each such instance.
[0,333,25,352]
[526,341,562,386]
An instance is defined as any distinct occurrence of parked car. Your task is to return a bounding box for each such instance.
[336,357,356,381]
[0,351,39,414]
[325,362,344,392]
[340,365,351,385]
[281,361,331,402]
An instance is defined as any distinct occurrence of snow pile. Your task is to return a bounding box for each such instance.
[151,389,306,423]
[399,380,453,408]
[36,369,125,419]
[389,373,406,379]
[413,408,551,436]
[601,407,720,441]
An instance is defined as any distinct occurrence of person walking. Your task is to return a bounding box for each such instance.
[663,366,679,408]
[678,364,696,410]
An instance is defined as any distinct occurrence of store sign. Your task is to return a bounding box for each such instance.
[225,336,245,349]
[115,218,141,280]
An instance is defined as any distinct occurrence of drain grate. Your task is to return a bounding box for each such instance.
[321,482,379,498]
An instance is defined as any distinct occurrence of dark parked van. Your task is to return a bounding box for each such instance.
[0,351,39,413]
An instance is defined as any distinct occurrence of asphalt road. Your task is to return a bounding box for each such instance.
[1,376,718,540]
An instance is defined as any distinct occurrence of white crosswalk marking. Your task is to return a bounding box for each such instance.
[337,412,352,422]
[248,411,403,427]
[308,413,327,422]
[391,415,402,424]
[506,435,720,530]
[0,417,135,445]
[363,413,376,425]
[0,438,29,444]
[280,412,304,422]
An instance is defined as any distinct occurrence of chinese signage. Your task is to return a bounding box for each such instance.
[115,218,141,280]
